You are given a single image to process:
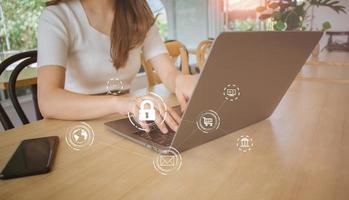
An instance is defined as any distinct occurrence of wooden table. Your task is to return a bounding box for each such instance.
[0,66,42,120]
[307,51,349,67]
[1,72,349,200]
[0,67,37,90]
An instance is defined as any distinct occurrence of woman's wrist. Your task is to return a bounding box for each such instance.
[174,72,184,92]
[109,95,135,115]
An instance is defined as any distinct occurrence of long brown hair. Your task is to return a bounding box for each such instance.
[46,0,155,69]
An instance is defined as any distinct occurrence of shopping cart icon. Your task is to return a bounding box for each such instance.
[203,117,214,127]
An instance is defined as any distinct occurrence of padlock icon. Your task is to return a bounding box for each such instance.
[139,100,156,122]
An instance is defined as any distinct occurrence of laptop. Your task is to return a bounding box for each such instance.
[105,31,323,152]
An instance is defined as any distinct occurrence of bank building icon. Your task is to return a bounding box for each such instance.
[237,135,253,153]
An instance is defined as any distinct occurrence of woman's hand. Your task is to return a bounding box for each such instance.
[175,74,199,112]
[148,54,199,113]
[127,94,181,134]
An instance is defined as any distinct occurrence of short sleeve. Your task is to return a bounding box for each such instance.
[37,8,69,68]
[142,25,168,61]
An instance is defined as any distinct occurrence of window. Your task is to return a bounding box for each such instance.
[223,0,262,31]
[147,0,169,40]
[155,0,210,49]
[0,0,44,59]
[0,0,44,101]
[224,0,261,11]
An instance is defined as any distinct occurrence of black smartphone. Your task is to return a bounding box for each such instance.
[0,136,59,180]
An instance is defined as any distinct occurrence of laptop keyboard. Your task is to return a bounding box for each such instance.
[132,105,181,147]
[134,127,175,147]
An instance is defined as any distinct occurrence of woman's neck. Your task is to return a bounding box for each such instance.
[81,0,114,14]
[80,0,114,36]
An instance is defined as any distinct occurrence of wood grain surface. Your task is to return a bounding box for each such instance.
[1,62,349,200]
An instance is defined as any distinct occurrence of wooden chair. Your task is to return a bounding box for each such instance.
[142,40,190,87]
[0,51,43,130]
[196,39,214,72]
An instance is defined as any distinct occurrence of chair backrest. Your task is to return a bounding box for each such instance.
[165,40,190,74]
[142,40,190,87]
[196,39,214,72]
[0,50,41,130]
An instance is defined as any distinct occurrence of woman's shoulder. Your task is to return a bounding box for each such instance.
[41,0,78,23]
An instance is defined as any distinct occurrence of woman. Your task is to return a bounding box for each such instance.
[37,0,197,134]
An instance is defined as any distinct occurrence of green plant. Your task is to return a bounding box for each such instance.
[256,0,346,31]
[234,18,256,31]
[155,13,169,40]
[0,0,45,51]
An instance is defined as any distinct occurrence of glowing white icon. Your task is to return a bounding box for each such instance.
[237,135,253,153]
[203,117,214,127]
[139,100,156,122]
[72,129,88,144]
[196,110,220,134]
[153,147,182,175]
[240,137,250,148]
[226,88,237,97]
[159,155,175,167]
[223,84,241,102]
[106,78,124,96]
[128,93,168,131]
[65,122,94,151]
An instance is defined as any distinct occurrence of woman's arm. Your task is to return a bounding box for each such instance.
[38,65,180,133]
[37,66,132,120]
[148,54,180,92]
[149,54,199,112]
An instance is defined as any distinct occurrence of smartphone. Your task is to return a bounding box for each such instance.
[0,136,59,180]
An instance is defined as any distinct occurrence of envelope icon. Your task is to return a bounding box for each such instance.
[159,155,175,167]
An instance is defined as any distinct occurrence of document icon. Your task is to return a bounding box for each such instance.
[159,155,175,167]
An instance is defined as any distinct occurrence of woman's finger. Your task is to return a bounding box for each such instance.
[157,106,178,132]
[139,121,150,133]
[133,103,150,132]
[167,106,181,124]
[176,92,188,113]
[146,94,179,121]
[153,108,168,134]
[164,114,179,132]
[149,96,179,132]
[137,94,178,133]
